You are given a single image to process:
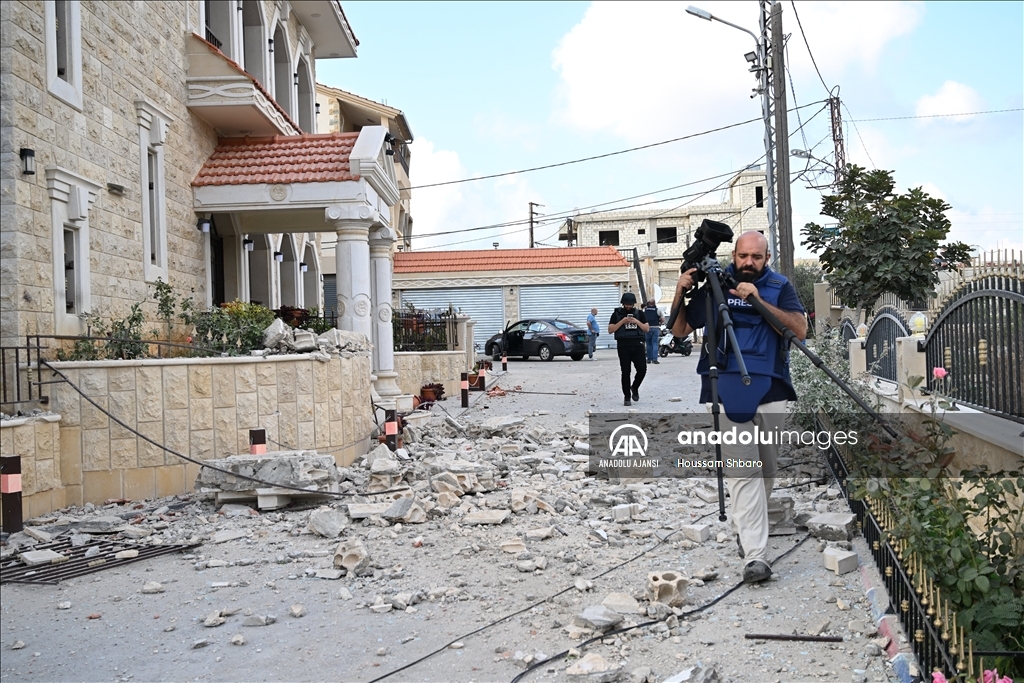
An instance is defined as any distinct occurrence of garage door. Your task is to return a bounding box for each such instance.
[399,287,505,349]
[519,283,623,348]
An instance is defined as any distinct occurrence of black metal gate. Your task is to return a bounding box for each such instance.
[923,275,1024,422]
[864,306,908,382]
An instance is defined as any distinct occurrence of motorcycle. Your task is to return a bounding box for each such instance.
[659,329,693,357]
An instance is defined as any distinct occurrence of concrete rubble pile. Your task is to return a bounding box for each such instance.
[260,319,371,357]
[2,410,888,682]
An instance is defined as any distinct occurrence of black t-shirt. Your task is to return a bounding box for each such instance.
[609,308,645,341]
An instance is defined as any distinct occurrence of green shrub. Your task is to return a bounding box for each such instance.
[181,298,275,355]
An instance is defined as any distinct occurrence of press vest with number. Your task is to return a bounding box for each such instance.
[696,266,793,385]
[614,309,645,341]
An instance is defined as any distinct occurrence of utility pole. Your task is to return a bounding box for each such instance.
[830,95,846,181]
[528,202,542,248]
[769,1,794,282]
[756,1,779,268]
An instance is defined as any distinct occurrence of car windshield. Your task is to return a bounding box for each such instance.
[550,320,577,331]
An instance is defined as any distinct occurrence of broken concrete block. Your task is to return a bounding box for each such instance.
[24,527,53,543]
[462,509,510,525]
[289,604,306,618]
[364,443,394,468]
[430,472,464,496]
[612,504,633,522]
[501,539,527,554]
[204,612,226,627]
[347,503,390,519]
[196,451,339,493]
[601,592,639,615]
[141,581,165,594]
[230,634,245,646]
[367,473,403,493]
[114,549,139,559]
[242,615,273,627]
[566,652,622,682]
[647,570,688,607]
[315,569,344,580]
[823,547,859,575]
[382,497,426,524]
[308,507,348,538]
[370,457,401,475]
[212,529,247,544]
[333,539,370,575]
[525,526,554,541]
[575,605,624,630]
[693,486,719,503]
[681,524,710,542]
[767,496,796,535]
[806,512,857,541]
[19,549,68,566]
[435,491,460,508]
[263,318,292,348]
[291,329,318,352]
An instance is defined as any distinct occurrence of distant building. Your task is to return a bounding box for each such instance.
[563,168,769,304]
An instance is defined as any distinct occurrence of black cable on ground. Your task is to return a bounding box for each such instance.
[41,361,413,500]
[368,511,729,683]
[509,534,811,683]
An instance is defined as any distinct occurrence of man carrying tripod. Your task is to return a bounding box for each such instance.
[671,231,806,583]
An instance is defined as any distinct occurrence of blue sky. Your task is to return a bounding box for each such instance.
[318,1,1023,257]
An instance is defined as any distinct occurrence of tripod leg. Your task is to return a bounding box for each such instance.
[704,292,729,522]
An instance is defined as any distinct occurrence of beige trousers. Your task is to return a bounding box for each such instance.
[710,400,788,565]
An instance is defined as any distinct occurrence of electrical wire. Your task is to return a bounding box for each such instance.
[40,360,414,500]
[842,102,876,169]
[407,102,828,191]
[790,0,831,96]
[848,108,1023,122]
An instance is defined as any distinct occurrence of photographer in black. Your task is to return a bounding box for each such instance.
[671,231,806,582]
[608,292,650,406]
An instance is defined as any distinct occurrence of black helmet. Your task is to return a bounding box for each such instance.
[620,292,637,305]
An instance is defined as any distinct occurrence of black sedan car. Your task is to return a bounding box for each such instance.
[485,319,589,361]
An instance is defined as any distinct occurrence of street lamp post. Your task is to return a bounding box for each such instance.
[686,5,779,266]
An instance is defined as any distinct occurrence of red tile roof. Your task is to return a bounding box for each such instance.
[192,133,361,186]
[394,247,630,273]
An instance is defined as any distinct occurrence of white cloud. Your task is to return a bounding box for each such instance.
[408,138,545,250]
[551,1,922,147]
[915,81,986,122]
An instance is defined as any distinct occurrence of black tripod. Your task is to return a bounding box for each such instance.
[682,255,899,522]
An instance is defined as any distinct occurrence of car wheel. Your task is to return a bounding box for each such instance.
[659,346,669,358]
[487,344,500,360]
[538,344,553,361]
[570,353,584,361]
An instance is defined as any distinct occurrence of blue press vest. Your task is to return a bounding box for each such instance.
[696,266,793,386]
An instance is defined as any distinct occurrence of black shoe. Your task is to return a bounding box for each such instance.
[624,397,632,406]
[737,535,745,559]
[631,390,640,402]
[743,560,772,583]
[652,359,660,364]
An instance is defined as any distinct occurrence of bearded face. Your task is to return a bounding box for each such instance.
[733,262,766,283]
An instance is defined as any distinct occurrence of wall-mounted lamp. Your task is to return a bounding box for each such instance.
[396,244,404,252]
[908,311,928,337]
[274,251,284,262]
[744,51,758,64]
[19,148,35,175]
[384,132,395,143]
[299,262,308,272]
[237,0,243,10]
[106,182,125,196]
[856,323,868,338]
[315,102,320,115]
[197,217,211,233]
[268,38,274,53]
[243,238,254,252]
[385,148,394,156]
[293,72,299,87]
[493,242,499,249]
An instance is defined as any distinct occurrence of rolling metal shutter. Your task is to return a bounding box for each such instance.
[322,275,337,318]
[400,287,505,349]
[518,283,622,348]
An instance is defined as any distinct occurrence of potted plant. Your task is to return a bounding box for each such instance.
[420,382,445,403]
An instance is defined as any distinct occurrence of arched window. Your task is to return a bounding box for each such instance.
[278,234,298,307]
[296,56,313,132]
[301,242,319,310]
[272,24,292,115]
[241,2,265,84]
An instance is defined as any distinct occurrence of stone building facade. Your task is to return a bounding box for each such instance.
[565,168,770,304]
[0,0,359,346]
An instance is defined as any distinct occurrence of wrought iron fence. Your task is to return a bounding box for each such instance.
[922,275,1024,422]
[864,306,907,382]
[840,318,857,359]
[815,413,1018,681]
[0,343,46,408]
[392,308,457,352]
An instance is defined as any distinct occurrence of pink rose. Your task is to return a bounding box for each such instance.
[931,673,948,683]
[932,367,948,379]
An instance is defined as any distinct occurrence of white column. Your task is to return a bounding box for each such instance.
[327,206,373,343]
[369,226,401,397]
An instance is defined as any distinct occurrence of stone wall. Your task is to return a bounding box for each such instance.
[394,351,468,399]
[2,353,373,518]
